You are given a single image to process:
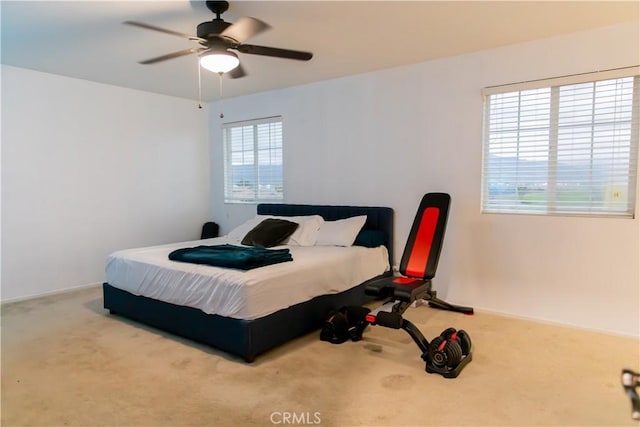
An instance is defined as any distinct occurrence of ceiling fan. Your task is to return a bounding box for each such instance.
[124,0,313,78]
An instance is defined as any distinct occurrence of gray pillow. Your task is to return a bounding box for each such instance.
[241,218,299,248]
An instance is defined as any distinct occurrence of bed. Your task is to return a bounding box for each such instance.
[103,203,394,362]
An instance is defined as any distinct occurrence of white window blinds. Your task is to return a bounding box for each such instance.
[481,72,639,217]
[223,116,283,203]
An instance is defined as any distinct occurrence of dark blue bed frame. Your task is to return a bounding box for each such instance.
[103,203,394,362]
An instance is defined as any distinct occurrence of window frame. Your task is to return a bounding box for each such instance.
[481,68,640,218]
[222,116,284,204]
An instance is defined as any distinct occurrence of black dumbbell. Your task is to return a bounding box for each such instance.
[441,328,472,356]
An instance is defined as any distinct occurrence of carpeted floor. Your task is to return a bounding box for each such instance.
[1,285,639,426]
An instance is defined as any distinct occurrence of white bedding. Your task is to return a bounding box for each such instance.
[105,237,389,320]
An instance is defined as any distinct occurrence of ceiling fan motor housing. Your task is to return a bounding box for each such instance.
[197,20,232,40]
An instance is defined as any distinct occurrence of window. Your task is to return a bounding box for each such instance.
[223,116,283,203]
[482,71,639,217]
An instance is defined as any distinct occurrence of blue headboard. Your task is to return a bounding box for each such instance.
[257,203,394,266]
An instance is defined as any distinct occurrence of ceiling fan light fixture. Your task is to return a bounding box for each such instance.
[200,50,240,73]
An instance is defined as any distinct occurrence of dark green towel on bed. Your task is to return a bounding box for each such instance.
[168,244,293,270]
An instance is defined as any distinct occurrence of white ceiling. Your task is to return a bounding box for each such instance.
[2,1,638,102]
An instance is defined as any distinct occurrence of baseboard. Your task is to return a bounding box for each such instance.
[1,282,102,305]
[474,306,640,339]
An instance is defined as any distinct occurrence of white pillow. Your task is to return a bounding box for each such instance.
[315,215,367,247]
[256,215,325,246]
[226,217,263,240]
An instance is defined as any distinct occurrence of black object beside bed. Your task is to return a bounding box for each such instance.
[103,203,393,362]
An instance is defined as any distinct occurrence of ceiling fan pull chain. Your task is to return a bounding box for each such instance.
[198,59,203,109]
[218,72,224,119]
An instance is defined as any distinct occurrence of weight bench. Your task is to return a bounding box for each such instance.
[362,193,474,378]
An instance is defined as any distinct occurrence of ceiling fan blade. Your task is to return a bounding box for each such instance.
[124,21,205,42]
[139,47,205,64]
[237,44,313,61]
[228,64,247,79]
[220,17,270,43]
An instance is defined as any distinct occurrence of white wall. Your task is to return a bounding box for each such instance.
[209,22,640,336]
[1,65,210,301]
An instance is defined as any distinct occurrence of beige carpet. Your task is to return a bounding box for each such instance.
[1,285,639,427]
